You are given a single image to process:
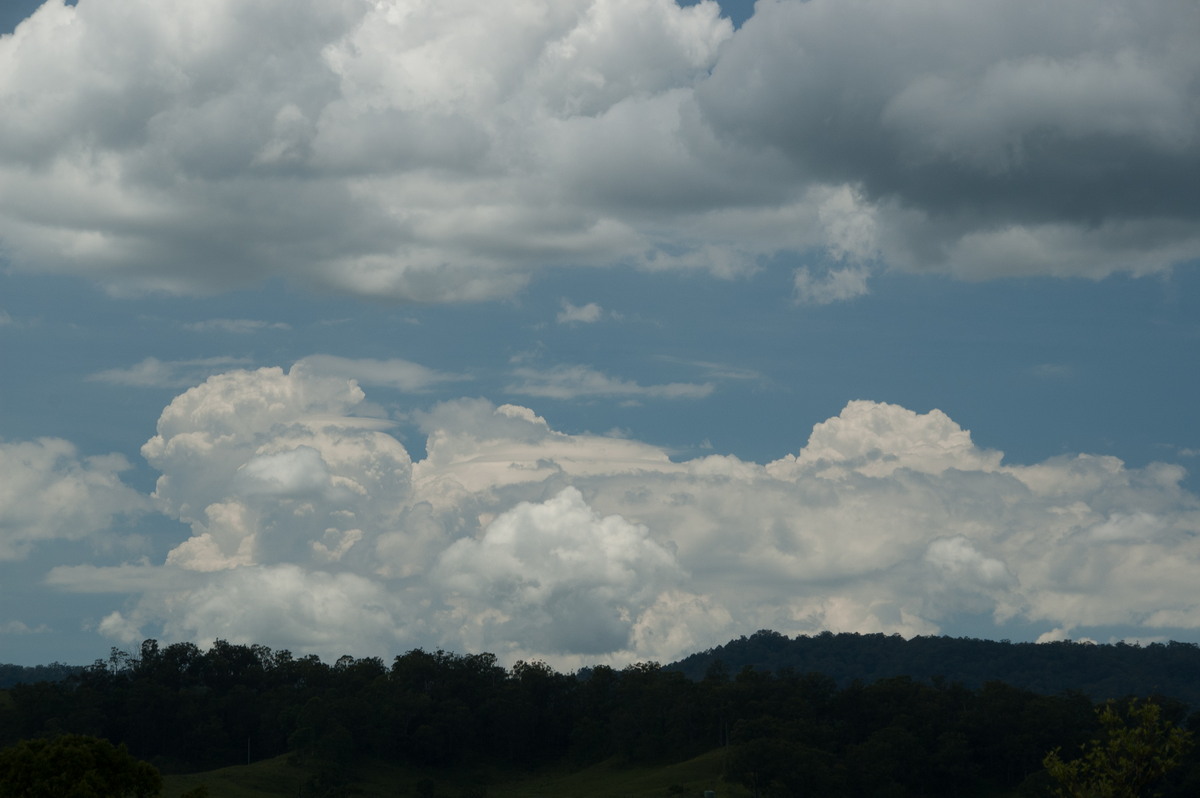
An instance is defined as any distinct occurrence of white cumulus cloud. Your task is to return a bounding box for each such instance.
[435,486,685,656]
[0,438,147,560]
[140,365,414,572]
[38,364,1200,668]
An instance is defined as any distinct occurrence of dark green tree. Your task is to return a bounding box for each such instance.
[1044,699,1192,798]
[0,734,161,798]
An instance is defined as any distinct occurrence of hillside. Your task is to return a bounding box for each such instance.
[670,630,1200,706]
[4,634,1200,796]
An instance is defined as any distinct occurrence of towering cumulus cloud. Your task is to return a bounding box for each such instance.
[42,365,1200,668]
[2,0,1197,302]
[140,366,414,572]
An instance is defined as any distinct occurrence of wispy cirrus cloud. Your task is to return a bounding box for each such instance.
[292,354,467,393]
[793,265,871,305]
[0,621,51,635]
[87,356,254,389]
[183,318,292,334]
[505,364,713,401]
[655,355,764,383]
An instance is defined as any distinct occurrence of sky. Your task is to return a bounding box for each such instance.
[1,0,1199,669]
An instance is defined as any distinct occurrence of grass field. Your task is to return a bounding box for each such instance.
[162,748,753,798]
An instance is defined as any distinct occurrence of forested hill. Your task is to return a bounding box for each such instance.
[0,662,83,689]
[5,638,1200,795]
[7,631,1200,705]
[8,631,1200,702]
[669,630,1200,706]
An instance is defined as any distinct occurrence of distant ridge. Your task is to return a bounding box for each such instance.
[0,662,83,689]
[667,630,1200,707]
[9,631,1200,705]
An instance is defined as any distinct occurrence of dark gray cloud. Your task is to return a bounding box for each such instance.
[0,0,1196,301]
[698,0,1200,274]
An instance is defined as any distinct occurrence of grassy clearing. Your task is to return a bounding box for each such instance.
[162,755,306,797]
[162,748,752,798]
[487,748,748,798]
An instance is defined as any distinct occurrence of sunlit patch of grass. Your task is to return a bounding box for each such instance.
[162,755,306,798]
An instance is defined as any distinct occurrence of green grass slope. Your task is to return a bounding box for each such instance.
[163,748,751,798]
[162,755,306,797]
[488,749,747,798]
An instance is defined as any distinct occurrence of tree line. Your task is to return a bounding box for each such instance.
[0,662,82,690]
[672,630,1200,707]
[2,634,1199,796]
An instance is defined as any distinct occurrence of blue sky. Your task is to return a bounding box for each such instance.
[2,0,1199,668]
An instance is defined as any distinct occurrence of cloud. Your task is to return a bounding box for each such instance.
[556,300,604,324]
[61,365,426,655]
[435,486,685,655]
[412,398,681,504]
[0,438,147,560]
[766,400,1005,479]
[43,362,1200,667]
[292,354,466,392]
[793,265,871,305]
[237,446,335,498]
[0,620,51,635]
[0,0,737,301]
[506,364,714,400]
[138,365,414,573]
[91,564,414,654]
[183,318,291,334]
[48,561,198,593]
[87,356,254,388]
[3,0,1193,303]
[697,0,1200,280]
[655,355,764,382]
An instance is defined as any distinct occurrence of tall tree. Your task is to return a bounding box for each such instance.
[1044,699,1192,798]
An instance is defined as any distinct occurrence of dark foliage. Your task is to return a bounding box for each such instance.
[670,630,1200,707]
[0,733,161,798]
[0,663,83,690]
[2,632,1200,797]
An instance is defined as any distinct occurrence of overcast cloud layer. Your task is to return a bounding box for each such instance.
[21,365,1198,667]
[2,0,1198,302]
